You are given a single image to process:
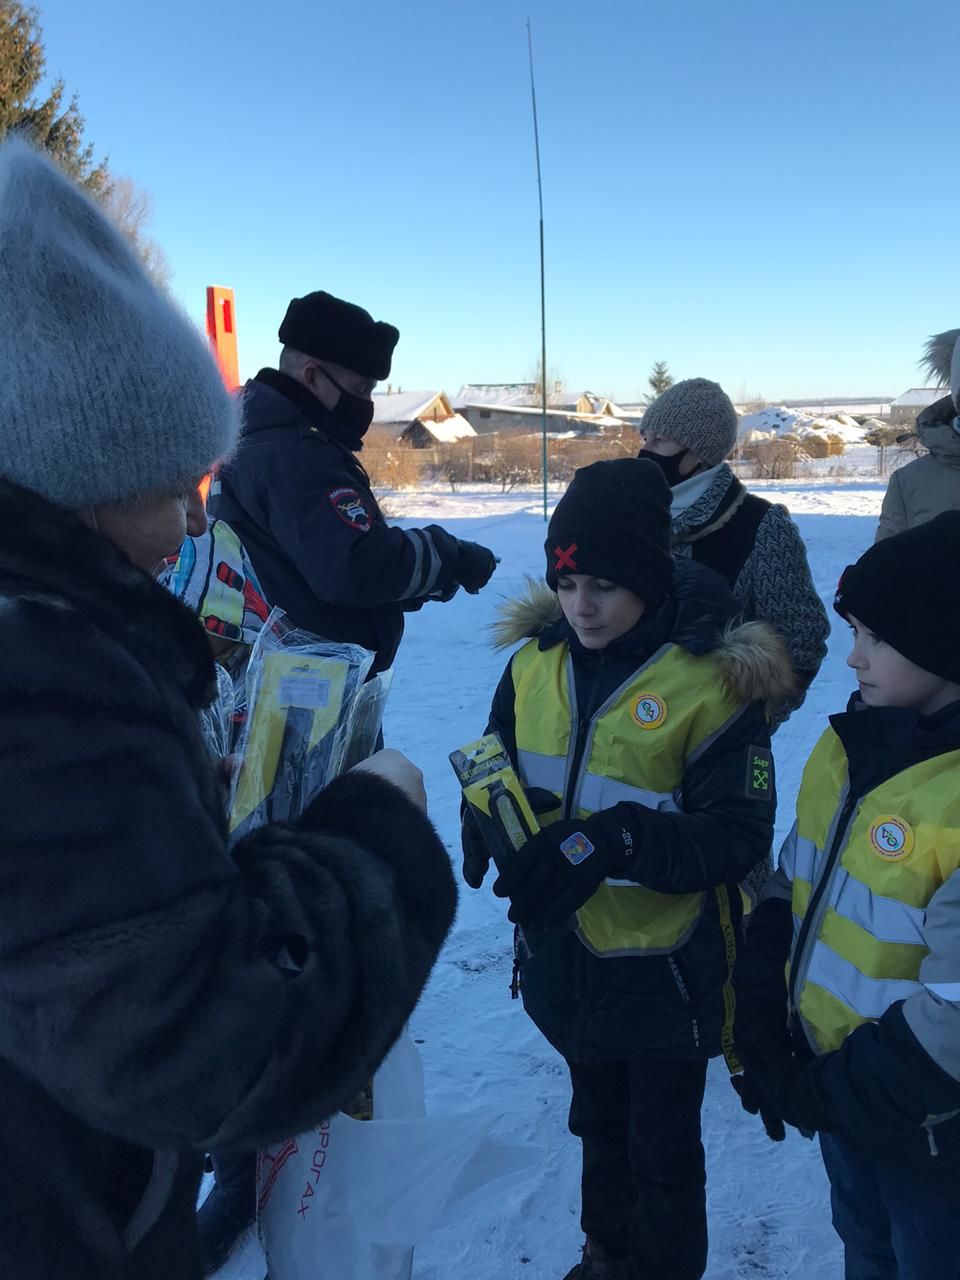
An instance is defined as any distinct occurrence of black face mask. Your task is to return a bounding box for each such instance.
[637,447,693,488]
[319,367,375,436]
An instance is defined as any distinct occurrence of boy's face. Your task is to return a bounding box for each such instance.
[846,613,960,716]
[557,575,645,649]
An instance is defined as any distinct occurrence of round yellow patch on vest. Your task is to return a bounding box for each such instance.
[868,815,915,861]
[632,692,667,729]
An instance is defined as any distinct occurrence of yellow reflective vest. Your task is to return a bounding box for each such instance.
[785,726,960,1054]
[511,637,745,957]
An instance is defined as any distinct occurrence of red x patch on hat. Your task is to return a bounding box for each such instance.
[553,542,579,572]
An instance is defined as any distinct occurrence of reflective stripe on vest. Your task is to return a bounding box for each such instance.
[786,728,960,1054]
[511,638,742,956]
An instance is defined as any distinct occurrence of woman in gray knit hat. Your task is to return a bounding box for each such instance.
[0,140,456,1280]
[638,377,829,725]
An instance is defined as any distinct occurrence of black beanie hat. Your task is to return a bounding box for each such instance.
[278,290,400,380]
[545,458,675,604]
[834,510,960,684]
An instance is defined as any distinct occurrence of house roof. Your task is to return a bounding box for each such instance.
[454,383,540,408]
[371,390,449,424]
[459,402,625,428]
[890,387,946,409]
[402,413,477,444]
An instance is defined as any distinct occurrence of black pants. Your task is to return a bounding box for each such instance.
[567,1056,708,1280]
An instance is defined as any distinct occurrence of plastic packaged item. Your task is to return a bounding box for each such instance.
[228,608,374,839]
[450,732,573,956]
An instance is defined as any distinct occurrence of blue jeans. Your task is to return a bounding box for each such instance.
[820,1131,960,1280]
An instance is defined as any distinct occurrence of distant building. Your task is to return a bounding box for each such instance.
[454,384,630,435]
[369,389,475,447]
[456,401,626,437]
[888,387,946,427]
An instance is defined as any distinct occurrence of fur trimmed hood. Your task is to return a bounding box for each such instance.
[920,329,960,402]
[492,572,796,717]
[916,393,960,466]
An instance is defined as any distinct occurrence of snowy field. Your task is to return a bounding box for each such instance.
[225,476,890,1280]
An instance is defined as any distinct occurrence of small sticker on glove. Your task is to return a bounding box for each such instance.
[560,832,595,865]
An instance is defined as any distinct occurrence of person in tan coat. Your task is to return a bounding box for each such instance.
[876,330,960,541]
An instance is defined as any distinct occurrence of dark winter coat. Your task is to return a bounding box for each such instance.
[473,561,790,1063]
[670,463,829,726]
[210,371,464,673]
[735,694,960,1168]
[876,394,960,542]
[0,478,456,1280]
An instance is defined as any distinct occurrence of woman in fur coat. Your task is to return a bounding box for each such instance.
[0,140,455,1280]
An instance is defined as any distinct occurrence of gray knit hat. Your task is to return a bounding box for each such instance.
[640,377,739,467]
[0,139,239,508]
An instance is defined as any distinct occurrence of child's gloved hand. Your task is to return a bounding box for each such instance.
[491,817,618,929]
[461,806,490,889]
[737,1037,836,1140]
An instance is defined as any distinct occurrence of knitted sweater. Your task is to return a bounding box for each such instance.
[671,464,829,727]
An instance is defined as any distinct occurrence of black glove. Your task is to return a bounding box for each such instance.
[461,805,491,889]
[455,540,497,594]
[739,1036,837,1139]
[491,817,620,930]
[461,787,559,890]
[730,1071,786,1142]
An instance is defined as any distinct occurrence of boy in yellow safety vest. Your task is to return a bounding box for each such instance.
[462,458,793,1280]
[733,510,960,1280]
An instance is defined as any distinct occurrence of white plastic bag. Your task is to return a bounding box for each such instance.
[258,1033,541,1280]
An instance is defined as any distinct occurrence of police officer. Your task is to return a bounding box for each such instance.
[201,291,495,1271]
[210,290,497,675]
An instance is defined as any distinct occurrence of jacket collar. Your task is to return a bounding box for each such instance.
[830,693,960,795]
[537,558,738,662]
[0,477,216,709]
[249,368,368,452]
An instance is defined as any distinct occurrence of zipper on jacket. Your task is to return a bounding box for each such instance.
[787,787,857,1017]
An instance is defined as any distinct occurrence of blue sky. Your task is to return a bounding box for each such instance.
[37,0,960,400]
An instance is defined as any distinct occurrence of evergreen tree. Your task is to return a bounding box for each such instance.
[0,1,110,195]
[0,3,170,285]
[647,360,673,399]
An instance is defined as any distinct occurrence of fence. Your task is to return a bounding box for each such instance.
[362,428,644,492]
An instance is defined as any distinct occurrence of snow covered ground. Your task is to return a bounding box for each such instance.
[225,477,888,1280]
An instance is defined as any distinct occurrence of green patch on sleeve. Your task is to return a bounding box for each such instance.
[746,746,773,800]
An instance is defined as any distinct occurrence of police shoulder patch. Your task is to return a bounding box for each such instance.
[328,486,374,532]
[746,746,773,800]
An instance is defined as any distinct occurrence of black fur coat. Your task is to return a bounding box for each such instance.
[0,478,456,1279]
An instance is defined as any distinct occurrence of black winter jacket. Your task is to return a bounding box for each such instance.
[0,478,456,1280]
[735,695,960,1168]
[210,371,464,673]
[473,561,789,1063]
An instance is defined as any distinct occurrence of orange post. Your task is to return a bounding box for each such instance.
[206,285,240,391]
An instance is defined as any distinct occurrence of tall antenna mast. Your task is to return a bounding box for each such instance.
[527,18,548,521]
